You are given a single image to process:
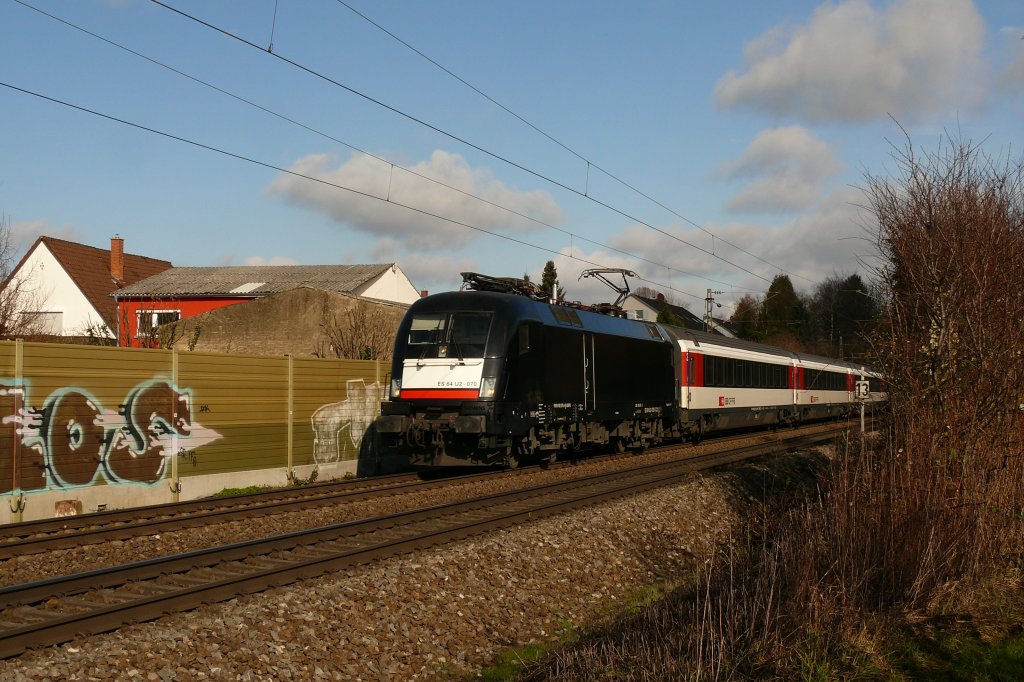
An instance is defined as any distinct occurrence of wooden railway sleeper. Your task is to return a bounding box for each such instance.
[243,556,300,571]
[287,548,335,561]
[132,577,182,593]
[315,541,356,553]
[2,606,57,624]
[55,596,109,612]
[161,575,213,588]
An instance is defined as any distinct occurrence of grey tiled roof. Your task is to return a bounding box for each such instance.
[113,264,394,297]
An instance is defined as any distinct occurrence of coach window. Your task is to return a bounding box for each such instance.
[518,324,530,355]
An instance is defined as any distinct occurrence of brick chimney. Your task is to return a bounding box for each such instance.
[420,289,429,298]
[656,292,665,303]
[110,235,124,283]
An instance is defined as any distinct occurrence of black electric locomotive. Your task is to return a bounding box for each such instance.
[374,275,678,466]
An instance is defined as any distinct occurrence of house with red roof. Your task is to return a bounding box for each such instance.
[5,236,172,339]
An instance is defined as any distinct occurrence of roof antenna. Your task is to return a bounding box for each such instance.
[579,268,637,308]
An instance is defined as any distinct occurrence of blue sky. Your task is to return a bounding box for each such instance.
[2,0,1021,313]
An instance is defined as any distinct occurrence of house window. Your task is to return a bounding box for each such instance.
[633,309,644,320]
[137,310,181,342]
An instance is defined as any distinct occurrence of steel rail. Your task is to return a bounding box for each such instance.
[0,470,418,538]
[0,428,842,659]
[0,421,850,559]
[0,471,433,559]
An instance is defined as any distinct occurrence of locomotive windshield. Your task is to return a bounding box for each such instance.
[407,312,492,359]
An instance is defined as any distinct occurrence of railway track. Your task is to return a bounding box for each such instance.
[0,420,853,559]
[0,470,429,559]
[0,419,860,557]
[0,427,841,658]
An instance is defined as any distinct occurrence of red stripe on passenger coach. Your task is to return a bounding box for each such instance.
[400,389,479,400]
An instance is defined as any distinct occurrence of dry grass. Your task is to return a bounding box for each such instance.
[519,134,1024,680]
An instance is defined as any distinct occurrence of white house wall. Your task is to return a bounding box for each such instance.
[15,245,105,335]
[356,265,420,305]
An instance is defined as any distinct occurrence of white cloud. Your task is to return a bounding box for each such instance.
[996,28,1024,93]
[715,126,843,212]
[714,0,986,123]
[579,187,878,307]
[241,255,300,266]
[8,219,84,257]
[518,242,714,307]
[395,253,480,295]
[267,150,562,251]
[703,187,876,290]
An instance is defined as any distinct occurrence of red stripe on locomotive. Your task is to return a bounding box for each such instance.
[400,389,480,400]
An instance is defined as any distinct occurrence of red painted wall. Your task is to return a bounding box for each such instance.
[116,297,254,347]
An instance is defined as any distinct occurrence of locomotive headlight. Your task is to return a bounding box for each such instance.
[390,378,402,399]
[479,377,497,399]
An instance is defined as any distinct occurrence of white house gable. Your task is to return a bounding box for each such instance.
[354,264,420,305]
[16,244,105,335]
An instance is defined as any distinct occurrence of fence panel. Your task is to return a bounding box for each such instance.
[176,352,290,478]
[0,343,22,497]
[293,358,386,468]
[17,343,172,492]
[0,341,381,520]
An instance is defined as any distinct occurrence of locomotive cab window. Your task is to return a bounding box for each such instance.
[407,312,492,359]
[518,324,530,355]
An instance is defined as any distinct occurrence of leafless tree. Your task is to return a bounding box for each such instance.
[314,301,395,360]
[76,314,116,346]
[0,214,50,338]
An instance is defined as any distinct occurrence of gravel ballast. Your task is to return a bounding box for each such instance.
[1,471,740,680]
[0,434,841,680]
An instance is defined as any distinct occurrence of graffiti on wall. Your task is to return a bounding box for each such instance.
[311,379,382,464]
[0,378,222,495]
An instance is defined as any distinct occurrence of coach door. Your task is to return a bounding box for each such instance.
[583,333,597,413]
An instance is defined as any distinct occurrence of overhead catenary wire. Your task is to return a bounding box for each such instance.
[332,0,815,286]
[145,0,776,286]
[0,79,707,304]
[12,0,744,292]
